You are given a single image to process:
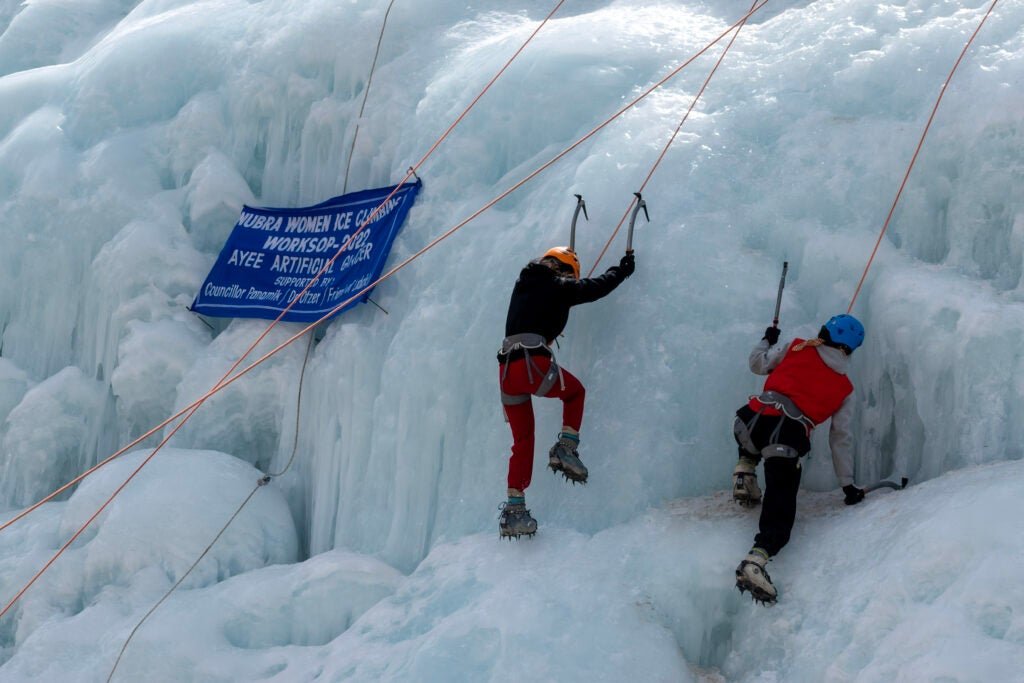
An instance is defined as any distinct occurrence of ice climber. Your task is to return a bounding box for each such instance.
[731,314,867,603]
[496,246,635,539]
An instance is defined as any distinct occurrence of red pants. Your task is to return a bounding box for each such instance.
[499,356,585,491]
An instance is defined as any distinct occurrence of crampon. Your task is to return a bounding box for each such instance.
[735,553,777,605]
[548,440,588,484]
[736,580,777,606]
[498,502,537,540]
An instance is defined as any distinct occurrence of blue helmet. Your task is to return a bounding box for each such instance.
[822,314,865,353]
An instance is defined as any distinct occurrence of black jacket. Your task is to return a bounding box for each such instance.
[500,260,629,359]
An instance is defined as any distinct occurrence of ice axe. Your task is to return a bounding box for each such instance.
[865,476,909,494]
[626,192,648,254]
[772,261,788,328]
[569,193,588,252]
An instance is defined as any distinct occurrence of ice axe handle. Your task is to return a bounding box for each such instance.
[773,261,788,327]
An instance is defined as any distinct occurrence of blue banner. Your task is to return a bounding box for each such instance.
[191,180,421,322]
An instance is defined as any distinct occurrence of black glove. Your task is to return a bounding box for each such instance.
[763,326,781,346]
[618,252,635,277]
[843,484,865,506]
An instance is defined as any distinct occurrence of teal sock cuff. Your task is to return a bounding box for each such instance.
[559,432,580,442]
[508,496,525,505]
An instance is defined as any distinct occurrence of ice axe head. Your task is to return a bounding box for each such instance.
[865,477,909,494]
[570,194,588,252]
[626,192,648,253]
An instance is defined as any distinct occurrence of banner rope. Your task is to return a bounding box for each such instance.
[342,0,397,194]
[105,478,265,682]
[105,331,315,682]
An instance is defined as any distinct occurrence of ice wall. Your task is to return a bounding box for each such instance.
[0,0,1020,577]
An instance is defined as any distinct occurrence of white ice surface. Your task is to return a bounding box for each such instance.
[0,0,1021,680]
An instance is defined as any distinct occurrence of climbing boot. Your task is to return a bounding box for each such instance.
[499,500,537,539]
[548,433,587,484]
[735,548,777,604]
[732,457,761,507]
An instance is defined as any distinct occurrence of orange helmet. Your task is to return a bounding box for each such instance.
[542,246,580,279]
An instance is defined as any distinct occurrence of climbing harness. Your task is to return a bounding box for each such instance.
[498,333,564,407]
[732,414,759,456]
[751,390,815,431]
[734,389,813,461]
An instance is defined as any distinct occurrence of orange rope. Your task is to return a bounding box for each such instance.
[847,0,1001,313]
[589,0,758,276]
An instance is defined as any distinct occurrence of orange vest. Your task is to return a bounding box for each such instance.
[749,339,853,425]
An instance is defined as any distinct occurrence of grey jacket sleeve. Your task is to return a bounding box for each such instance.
[828,395,856,487]
[748,339,788,376]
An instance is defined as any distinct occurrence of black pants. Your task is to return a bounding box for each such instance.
[734,405,810,557]
[755,457,803,556]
